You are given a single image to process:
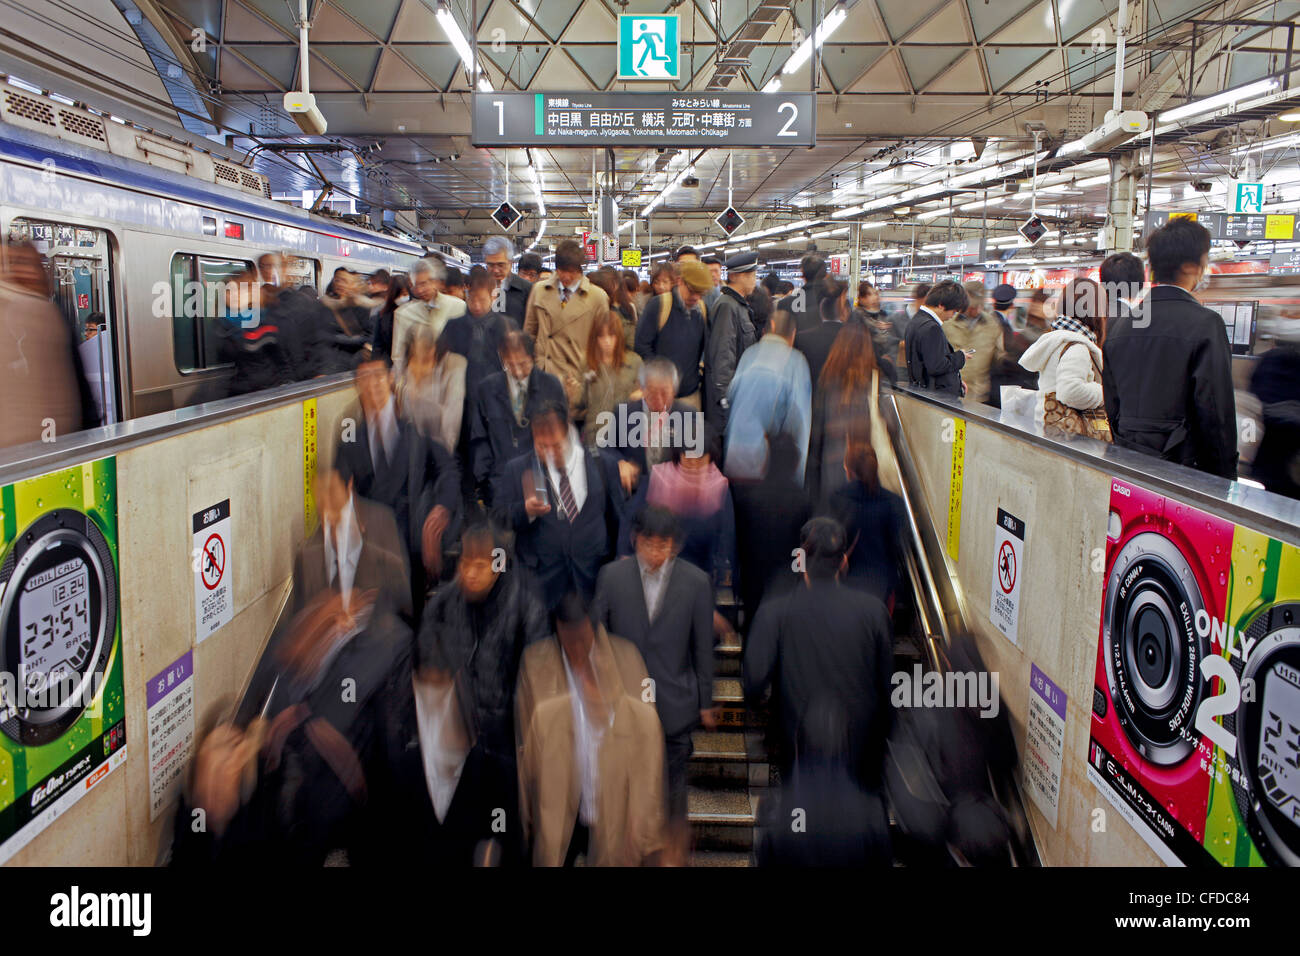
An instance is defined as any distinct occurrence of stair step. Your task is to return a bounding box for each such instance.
[713,678,743,703]
[692,730,747,761]
[688,785,756,825]
[690,851,753,867]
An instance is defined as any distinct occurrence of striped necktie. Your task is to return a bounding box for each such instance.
[557,466,578,523]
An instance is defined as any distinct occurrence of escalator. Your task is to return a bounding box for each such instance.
[878,388,1042,867]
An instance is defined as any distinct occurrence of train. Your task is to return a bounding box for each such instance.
[0,78,462,422]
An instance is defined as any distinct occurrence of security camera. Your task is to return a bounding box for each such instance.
[283,91,327,136]
[682,175,700,188]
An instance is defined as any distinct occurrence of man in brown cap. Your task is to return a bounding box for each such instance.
[633,258,709,408]
[942,279,1006,405]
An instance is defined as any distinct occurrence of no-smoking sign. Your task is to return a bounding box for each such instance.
[990,508,1025,646]
[193,500,233,641]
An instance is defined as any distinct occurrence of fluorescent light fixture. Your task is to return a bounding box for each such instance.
[758,241,776,248]
[916,208,949,221]
[784,4,847,75]
[641,159,696,216]
[763,77,781,94]
[1281,110,1300,122]
[437,4,490,91]
[1157,78,1280,124]
[525,218,547,253]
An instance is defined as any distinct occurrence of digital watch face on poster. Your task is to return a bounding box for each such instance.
[0,459,126,860]
[1089,478,1300,867]
[0,509,116,746]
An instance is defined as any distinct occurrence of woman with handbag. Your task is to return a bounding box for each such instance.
[1018,278,1112,443]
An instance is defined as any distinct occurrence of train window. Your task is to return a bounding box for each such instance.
[170,253,252,372]
[9,218,120,425]
[284,256,318,290]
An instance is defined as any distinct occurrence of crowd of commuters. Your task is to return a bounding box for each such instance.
[900,216,1294,491]
[5,211,1294,869]
[162,235,933,867]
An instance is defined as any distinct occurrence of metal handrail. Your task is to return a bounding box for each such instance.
[892,383,1300,545]
[0,373,355,486]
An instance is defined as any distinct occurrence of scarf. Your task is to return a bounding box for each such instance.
[1051,314,1097,343]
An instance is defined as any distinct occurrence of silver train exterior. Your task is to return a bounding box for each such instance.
[0,116,442,420]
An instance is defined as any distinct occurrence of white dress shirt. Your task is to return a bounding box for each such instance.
[411,675,469,824]
[323,492,363,611]
[919,305,944,326]
[368,397,400,472]
[560,648,612,827]
[638,555,673,623]
[545,428,588,518]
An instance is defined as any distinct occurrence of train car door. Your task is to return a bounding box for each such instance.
[10,218,122,426]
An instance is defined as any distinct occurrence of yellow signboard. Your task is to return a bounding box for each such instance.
[1169,211,1198,222]
[947,418,965,561]
[303,398,318,536]
[1265,214,1295,240]
[622,249,642,268]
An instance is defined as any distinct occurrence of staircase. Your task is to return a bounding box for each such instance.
[687,614,767,867]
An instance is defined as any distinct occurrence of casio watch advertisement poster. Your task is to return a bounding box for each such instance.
[0,458,127,863]
[1088,477,1300,867]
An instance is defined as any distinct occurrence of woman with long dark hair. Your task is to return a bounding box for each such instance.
[589,267,638,349]
[825,442,906,608]
[807,287,879,504]
[371,273,412,364]
[575,309,642,449]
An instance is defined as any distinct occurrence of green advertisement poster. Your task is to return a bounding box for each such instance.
[0,457,127,863]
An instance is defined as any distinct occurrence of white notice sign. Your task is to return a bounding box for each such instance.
[1025,663,1066,828]
[147,650,195,821]
[193,499,233,641]
[990,507,1025,645]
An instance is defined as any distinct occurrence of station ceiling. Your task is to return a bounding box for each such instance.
[11,0,1300,256]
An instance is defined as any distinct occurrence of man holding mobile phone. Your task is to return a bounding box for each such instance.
[903,280,970,399]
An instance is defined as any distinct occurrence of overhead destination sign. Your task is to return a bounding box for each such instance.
[1145,210,1298,241]
[472,92,816,147]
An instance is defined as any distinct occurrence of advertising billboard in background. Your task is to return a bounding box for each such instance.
[0,458,127,863]
[1088,477,1300,866]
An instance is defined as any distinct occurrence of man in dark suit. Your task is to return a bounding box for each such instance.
[593,506,717,827]
[178,587,411,866]
[795,277,847,394]
[439,271,515,395]
[294,465,411,618]
[775,252,830,334]
[601,357,699,499]
[904,279,971,399]
[483,235,532,327]
[743,517,894,790]
[1102,220,1238,479]
[494,401,625,610]
[470,329,566,507]
[335,358,461,618]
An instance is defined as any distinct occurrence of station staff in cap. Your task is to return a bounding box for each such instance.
[703,252,760,437]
